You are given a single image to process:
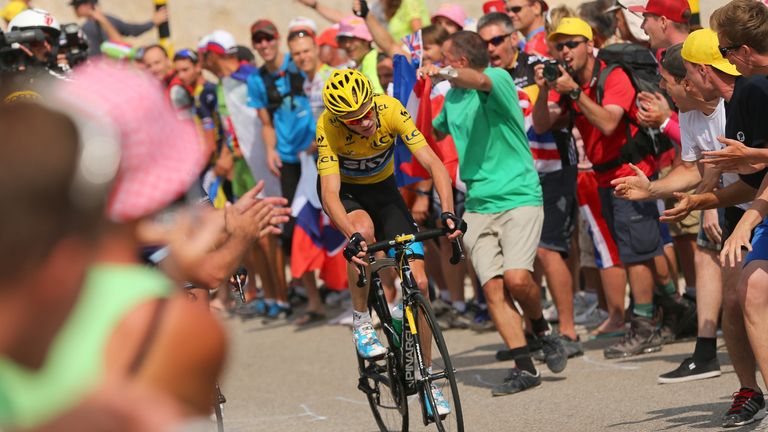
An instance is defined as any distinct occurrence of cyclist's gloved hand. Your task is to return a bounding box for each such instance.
[441,212,464,232]
[344,232,367,262]
[353,0,369,18]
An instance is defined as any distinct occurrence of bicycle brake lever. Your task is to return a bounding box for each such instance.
[356,264,367,287]
[449,238,465,265]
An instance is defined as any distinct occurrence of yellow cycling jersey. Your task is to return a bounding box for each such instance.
[316,94,428,184]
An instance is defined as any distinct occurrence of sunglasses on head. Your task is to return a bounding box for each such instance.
[252,33,275,44]
[506,5,527,14]
[556,39,586,51]
[718,44,741,58]
[288,30,314,42]
[484,33,512,47]
[342,104,376,126]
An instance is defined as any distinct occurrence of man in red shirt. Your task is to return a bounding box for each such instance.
[532,18,664,359]
[505,0,549,57]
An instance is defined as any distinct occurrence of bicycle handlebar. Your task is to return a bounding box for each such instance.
[355,223,467,288]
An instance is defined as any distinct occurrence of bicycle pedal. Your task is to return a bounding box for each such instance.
[357,377,376,396]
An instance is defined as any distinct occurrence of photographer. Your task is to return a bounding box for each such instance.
[532,18,664,360]
[4,8,60,72]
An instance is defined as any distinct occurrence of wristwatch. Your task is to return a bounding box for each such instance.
[569,87,582,101]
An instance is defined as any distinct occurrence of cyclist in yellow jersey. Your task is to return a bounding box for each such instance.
[317,69,462,413]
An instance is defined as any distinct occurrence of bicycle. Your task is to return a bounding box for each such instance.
[354,225,467,432]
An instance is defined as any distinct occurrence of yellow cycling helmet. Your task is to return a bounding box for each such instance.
[322,69,373,118]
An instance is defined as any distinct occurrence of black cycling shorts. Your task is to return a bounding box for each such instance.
[317,175,423,256]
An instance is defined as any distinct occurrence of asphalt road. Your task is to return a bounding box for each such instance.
[217,308,766,432]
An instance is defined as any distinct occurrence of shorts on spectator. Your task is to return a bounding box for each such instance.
[463,206,543,286]
[598,187,663,264]
[658,166,700,237]
[539,166,578,257]
[576,170,622,269]
[745,219,768,266]
[696,209,725,251]
[578,212,597,268]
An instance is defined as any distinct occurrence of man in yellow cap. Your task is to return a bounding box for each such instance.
[533,17,665,360]
[664,27,768,428]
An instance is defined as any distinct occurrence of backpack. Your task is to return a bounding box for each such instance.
[589,43,675,173]
[259,64,306,118]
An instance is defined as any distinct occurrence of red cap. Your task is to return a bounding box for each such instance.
[250,19,279,38]
[482,0,506,14]
[629,0,690,23]
[316,25,339,48]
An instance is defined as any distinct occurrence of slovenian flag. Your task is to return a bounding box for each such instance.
[290,152,348,290]
[392,54,459,188]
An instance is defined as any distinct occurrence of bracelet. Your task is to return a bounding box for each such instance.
[659,116,670,133]
[414,188,431,197]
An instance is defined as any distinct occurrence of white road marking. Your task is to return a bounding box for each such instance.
[335,396,368,405]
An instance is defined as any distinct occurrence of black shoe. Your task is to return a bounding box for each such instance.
[532,335,583,362]
[491,368,541,397]
[539,332,568,373]
[659,294,697,342]
[722,388,766,427]
[658,357,721,384]
[604,316,662,359]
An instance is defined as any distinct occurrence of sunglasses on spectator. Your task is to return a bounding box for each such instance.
[288,30,315,42]
[484,33,512,47]
[342,104,376,126]
[506,5,527,14]
[556,39,586,51]
[252,33,275,44]
[718,44,741,58]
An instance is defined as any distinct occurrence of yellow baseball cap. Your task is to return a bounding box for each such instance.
[681,28,740,76]
[2,1,27,22]
[547,17,593,42]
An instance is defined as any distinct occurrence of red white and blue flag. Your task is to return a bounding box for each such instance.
[290,153,348,290]
[391,54,459,188]
[401,30,423,68]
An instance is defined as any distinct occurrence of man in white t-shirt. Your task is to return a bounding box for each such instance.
[610,43,733,384]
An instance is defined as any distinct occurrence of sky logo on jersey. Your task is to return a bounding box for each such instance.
[339,147,394,177]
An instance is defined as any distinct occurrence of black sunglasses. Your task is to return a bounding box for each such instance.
[556,39,587,51]
[288,30,315,42]
[506,5,527,14]
[718,44,741,58]
[252,33,275,44]
[484,33,512,47]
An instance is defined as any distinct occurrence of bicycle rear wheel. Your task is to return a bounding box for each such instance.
[409,292,464,432]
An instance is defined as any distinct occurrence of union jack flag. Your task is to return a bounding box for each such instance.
[401,29,423,68]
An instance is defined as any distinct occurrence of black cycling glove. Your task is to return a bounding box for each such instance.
[343,232,367,262]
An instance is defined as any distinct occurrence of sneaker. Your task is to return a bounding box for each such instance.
[491,368,541,396]
[658,294,698,342]
[573,291,598,317]
[658,357,721,384]
[539,333,568,373]
[575,306,609,327]
[437,309,472,330]
[722,388,766,428]
[263,302,292,320]
[237,298,267,319]
[353,323,387,359]
[543,303,559,323]
[431,298,452,317]
[534,335,583,361]
[470,309,495,332]
[425,384,451,417]
[604,316,662,359]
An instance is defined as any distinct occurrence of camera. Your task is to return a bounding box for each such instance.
[0,28,48,73]
[542,60,562,82]
[59,23,89,69]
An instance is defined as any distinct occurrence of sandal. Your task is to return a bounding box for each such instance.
[295,311,326,326]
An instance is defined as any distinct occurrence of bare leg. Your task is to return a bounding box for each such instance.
[674,234,698,290]
[722,263,759,390]
[538,247,576,339]
[739,262,768,390]
[484,277,526,349]
[694,247,722,338]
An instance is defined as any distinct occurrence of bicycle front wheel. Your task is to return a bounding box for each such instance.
[409,292,464,432]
